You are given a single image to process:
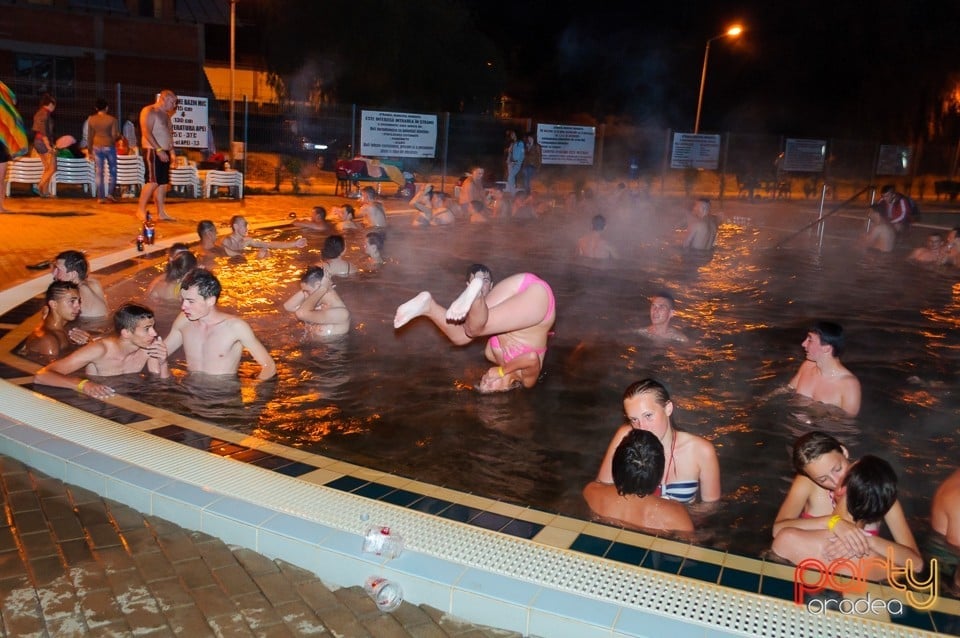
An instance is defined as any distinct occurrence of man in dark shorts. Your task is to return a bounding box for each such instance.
[137,90,177,221]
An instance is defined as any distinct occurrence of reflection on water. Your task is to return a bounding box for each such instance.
[100,204,960,559]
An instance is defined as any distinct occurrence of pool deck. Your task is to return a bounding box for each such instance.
[0,182,957,637]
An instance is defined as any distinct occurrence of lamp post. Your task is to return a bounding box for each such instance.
[694,25,742,134]
[229,0,236,164]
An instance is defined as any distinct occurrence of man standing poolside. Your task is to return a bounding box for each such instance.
[164,269,276,380]
[137,89,177,221]
[787,321,861,416]
[33,303,169,400]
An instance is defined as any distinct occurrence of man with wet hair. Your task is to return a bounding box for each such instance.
[682,198,718,250]
[638,290,688,343]
[582,429,694,532]
[34,303,169,400]
[164,269,276,380]
[282,265,350,337]
[52,250,107,319]
[358,187,387,228]
[577,214,618,259]
[23,281,85,357]
[787,321,861,416]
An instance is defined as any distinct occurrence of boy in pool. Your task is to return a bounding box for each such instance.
[22,281,88,358]
[52,250,108,320]
[394,264,555,393]
[34,303,169,400]
[221,215,308,257]
[163,269,276,380]
[785,321,861,417]
[772,455,922,579]
[282,266,350,338]
[583,429,694,532]
[773,431,918,564]
[637,291,688,343]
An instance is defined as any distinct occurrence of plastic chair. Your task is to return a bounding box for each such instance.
[53,157,96,197]
[204,170,243,199]
[169,164,201,198]
[115,154,145,196]
[5,157,44,196]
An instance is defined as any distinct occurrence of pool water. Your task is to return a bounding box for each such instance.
[103,202,960,560]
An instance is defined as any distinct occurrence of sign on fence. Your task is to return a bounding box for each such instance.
[172,96,208,149]
[360,110,437,158]
[782,139,826,172]
[538,124,595,165]
[876,145,911,176]
[671,133,720,169]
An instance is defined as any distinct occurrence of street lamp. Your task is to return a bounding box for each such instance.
[694,24,742,134]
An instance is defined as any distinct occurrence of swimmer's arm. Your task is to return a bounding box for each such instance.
[34,341,115,398]
[294,287,348,325]
[864,533,923,571]
[234,321,276,380]
[146,274,164,301]
[596,424,633,484]
[883,500,921,561]
[282,289,307,313]
[839,377,861,417]
[697,441,721,502]
[247,237,308,251]
[773,476,821,536]
[163,315,186,358]
[29,332,61,357]
[145,336,170,379]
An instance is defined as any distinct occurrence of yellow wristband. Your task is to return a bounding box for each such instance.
[827,514,842,531]
[76,379,89,393]
[498,366,504,377]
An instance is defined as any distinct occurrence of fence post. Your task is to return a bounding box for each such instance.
[440,112,450,193]
[661,129,671,197]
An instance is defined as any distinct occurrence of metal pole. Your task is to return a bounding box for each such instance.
[440,112,449,193]
[229,0,236,164]
[694,40,711,134]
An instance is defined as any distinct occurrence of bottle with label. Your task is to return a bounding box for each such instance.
[143,212,155,245]
[136,234,144,252]
[362,526,404,559]
[364,576,403,612]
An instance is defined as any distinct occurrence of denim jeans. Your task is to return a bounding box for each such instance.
[93,145,117,199]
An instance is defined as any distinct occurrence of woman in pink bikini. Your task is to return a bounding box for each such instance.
[393,264,555,393]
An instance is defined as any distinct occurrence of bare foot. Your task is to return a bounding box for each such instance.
[136,211,147,222]
[445,277,484,322]
[394,292,433,328]
[158,213,176,221]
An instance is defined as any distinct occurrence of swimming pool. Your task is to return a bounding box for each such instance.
[92,200,960,563]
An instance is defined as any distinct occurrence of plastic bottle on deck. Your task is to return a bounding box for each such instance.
[362,526,404,559]
[364,576,403,612]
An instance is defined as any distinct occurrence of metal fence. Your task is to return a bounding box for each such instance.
[9,78,960,200]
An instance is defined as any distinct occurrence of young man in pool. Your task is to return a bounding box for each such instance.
[220,215,307,257]
[33,303,169,400]
[577,214,618,259]
[52,250,108,319]
[786,321,861,416]
[282,266,350,338]
[164,268,276,380]
[637,291,688,343]
[394,264,555,393]
[22,281,87,358]
[583,429,694,533]
[682,198,718,251]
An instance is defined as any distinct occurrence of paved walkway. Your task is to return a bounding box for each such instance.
[0,182,519,637]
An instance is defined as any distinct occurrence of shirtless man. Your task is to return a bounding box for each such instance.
[394,264,555,392]
[282,266,350,337]
[458,167,487,208]
[638,291,688,343]
[931,468,960,591]
[293,206,334,233]
[52,250,108,319]
[908,233,945,264]
[23,281,85,357]
[164,269,275,380]
[34,303,169,401]
[220,215,308,257]
[858,209,896,253]
[137,89,178,221]
[583,429,694,533]
[787,321,861,416]
[577,214,618,259]
[682,198,718,251]
[358,187,387,228]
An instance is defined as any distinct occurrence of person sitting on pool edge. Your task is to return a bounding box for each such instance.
[637,290,688,343]
[784,321,861,417]
[33,302,170,400]
[771,455,922,580]
[282,265,350,338]
[52,250,108,320]
[22,281,86,358]
[596,378,721,503]
[772,432,919,566]
[583,429,694,532]
[394,264,555,393]
[163,268,276,380]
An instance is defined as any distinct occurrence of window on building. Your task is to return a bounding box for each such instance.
[14,54,75,99]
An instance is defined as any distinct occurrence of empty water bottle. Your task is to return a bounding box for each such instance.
[364,576,403,612]
[362,525,404,559]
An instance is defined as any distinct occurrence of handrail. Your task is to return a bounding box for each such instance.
[774,185,872,248]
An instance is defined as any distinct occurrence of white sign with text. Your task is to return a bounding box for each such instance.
[671,133,721,170]
[537,124,595,165]
[171,95,208,149]
[360,110,437,158]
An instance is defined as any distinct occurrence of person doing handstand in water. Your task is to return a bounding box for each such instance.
[394,264,555,393]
